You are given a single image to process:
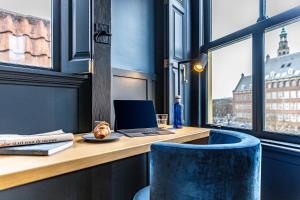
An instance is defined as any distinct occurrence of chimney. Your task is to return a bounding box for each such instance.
[266,54,270,62]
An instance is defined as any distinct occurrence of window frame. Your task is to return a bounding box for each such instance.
[0,0,61,72]
[200,0,300,144]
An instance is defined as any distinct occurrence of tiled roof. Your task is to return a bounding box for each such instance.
[234,52,300,92]
[265,52,300,80]
[233,74,252,92]
[0,9,51,67]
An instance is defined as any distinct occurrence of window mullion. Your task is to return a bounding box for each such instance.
[252,30,265,135]
[257,0,267,22]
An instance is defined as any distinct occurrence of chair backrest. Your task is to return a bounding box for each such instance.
[150,129,261,200]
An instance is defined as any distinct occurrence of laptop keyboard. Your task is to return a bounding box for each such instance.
[118,128,174,137]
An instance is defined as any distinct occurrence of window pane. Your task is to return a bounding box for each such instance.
[212,0,258,40]
[264,20,300,135]
[0,0,51,68]
[208,38,253,129]
[267,0,300,17]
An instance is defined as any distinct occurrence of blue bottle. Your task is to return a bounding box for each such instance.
[173,95,184,129]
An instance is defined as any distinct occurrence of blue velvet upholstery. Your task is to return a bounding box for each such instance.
[133,129,261,200]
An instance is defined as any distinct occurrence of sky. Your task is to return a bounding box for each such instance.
[212,0,300,99]
[0,0,51,20]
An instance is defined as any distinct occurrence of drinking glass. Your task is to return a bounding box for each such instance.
[156,114,168,129]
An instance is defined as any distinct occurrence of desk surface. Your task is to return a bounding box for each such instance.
[0,127,210,190]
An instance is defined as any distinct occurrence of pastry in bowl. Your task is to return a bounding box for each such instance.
[93,121,111,139]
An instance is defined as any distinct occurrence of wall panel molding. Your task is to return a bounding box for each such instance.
[0,67,92,134]
[61,0,91,73]
[0,67,89,88]
[69,0,91,61]
[112,68,156,81]
[111,68,156,125]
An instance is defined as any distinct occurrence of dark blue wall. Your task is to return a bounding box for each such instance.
[0,69,90,135]
[261,144,300,200]
[111,0,155,74]
[0,84,77,134]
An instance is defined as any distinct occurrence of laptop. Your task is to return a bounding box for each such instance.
[113,100,174,137]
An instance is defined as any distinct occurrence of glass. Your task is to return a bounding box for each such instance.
[264,20,300,135]
[267,0,300,17]
[208,38,253,129]
[212,0,258,40]
[0,0,52,68]
[156,114,168,129]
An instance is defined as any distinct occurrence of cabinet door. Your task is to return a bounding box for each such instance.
[165,0,190,124]
[61,0,92,73]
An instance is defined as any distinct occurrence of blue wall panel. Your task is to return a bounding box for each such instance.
[111,0,155,74]
[0,84,78,134]
[261,145,300,200]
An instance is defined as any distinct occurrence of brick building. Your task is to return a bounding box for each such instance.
[233,28,300,133]
[232,74,252,128]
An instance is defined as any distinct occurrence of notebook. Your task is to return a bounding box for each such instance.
[0,141,74,156]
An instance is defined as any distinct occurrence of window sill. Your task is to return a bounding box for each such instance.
[0,65,90,88]
[261,139,300,158]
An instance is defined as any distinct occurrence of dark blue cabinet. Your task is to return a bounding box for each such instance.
[61,0,92,73]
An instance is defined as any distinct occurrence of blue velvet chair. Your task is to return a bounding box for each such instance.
[133,129,261,200]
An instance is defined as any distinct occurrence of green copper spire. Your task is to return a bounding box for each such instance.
[278,27,289,56]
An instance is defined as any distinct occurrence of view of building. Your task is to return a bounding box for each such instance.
[212,97,233,126]
[232,74,252,129]
[0,8,51,68]
[232,28,300,134]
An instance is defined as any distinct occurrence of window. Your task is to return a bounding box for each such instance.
[284,103,289,110]
[291,91,297,98]
[278,91,284,99]
[297,103,300,110]
[266,0,300,17]
[208,38,252,129]
[284,91,289,99]
[272,92,277,99]
[278,103,283,110]
[202,0,300,144]
[212,0,258,40]
[0,0,52,68]
[290,103,295,110]
[285,81,290,87]
[279,82,284,88]
[264,20,300,135]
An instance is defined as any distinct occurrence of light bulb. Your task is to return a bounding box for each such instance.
[194,64,204,73]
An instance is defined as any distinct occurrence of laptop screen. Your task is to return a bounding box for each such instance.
[113,100,158,130]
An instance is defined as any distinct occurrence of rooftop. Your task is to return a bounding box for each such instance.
[0,8,51,67]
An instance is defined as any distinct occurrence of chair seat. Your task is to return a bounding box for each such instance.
[133,186,150,200]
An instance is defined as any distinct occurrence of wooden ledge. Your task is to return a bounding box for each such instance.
[0,127,210,191]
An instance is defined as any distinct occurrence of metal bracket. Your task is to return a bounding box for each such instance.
[94,23,112,44]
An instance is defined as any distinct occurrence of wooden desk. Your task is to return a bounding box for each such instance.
[0,127,209,191]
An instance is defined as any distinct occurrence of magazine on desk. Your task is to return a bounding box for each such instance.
[0,141,74,156]
[0,130,74,148]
